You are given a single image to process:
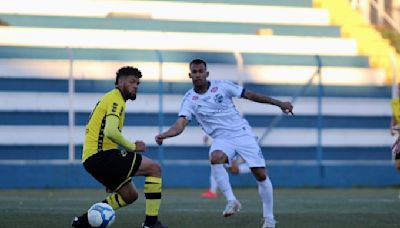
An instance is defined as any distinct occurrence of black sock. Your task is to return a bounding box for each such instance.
[144,215,157,226]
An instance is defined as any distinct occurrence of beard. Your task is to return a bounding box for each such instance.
[122,87,136,100]
[129,94,137,100]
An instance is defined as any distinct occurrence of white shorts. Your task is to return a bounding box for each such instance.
[209,134,266,168]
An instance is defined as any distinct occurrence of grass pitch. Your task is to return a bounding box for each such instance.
[0,188,399,228]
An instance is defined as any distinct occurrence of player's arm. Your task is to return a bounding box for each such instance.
[155,117,189,145]
[242,89,293,114]
[104,115,145,152]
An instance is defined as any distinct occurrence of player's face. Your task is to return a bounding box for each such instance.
[122,75,140,100]
[189,63,208,87]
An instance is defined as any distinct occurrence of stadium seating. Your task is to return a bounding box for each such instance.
[0,0,398,188]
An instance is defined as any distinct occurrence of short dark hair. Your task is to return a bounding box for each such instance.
[189,59,207,69]
[115,66,142,85]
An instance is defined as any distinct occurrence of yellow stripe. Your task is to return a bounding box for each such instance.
[145,176,162,184]
[127,153,137,177]
[114,177,132,192]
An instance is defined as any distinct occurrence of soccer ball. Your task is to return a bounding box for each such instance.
[87,202,116,228]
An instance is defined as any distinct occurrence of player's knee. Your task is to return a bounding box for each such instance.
[149,162,162,177]
[255,173,266,181]
[210,152,226,164]
[251,168,267,181]
[123,191,139,204]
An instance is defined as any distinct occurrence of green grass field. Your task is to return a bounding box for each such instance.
[1,188,399,228]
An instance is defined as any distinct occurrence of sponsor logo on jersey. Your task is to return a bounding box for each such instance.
[214,93,223,103]
[211,86,218,93]
[192,96,199,100]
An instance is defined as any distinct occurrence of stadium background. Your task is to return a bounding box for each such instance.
[0,0,399,190]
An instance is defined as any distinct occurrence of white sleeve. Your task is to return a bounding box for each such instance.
[178,97,193,121]
[223,80,244,98]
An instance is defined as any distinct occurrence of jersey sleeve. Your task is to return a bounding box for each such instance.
[178,96,194,121]
[223,80,244,98]
[392,98,400,123]
[106,99,125,119]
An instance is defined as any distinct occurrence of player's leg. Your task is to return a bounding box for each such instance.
[251,167,275,227]
[210,139,241,216]
[235,136,276,227]
[134,156,166,228]
[72,150,141,228]
[211,150,241,217]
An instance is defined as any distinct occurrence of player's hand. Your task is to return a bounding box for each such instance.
[155,134,165,145]
[280,101,294,115]
[134,140,146,152]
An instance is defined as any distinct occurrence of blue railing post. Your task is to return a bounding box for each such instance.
[155,50,164,166]
[315,55,324,183]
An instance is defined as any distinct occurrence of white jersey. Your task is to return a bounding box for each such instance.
[179,80,254,139]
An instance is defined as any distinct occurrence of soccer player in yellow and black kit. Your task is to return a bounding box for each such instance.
[72,66,167,228]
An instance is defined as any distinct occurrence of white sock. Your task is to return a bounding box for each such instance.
[257,177,274,220]
[209,173,218,193]
[238,163,251,174]
[211,164,236,201]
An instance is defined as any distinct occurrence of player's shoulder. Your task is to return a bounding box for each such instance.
[213,80,238,86]
[103,89,124,103]
[213,80,242,92]
[182,89,195,101]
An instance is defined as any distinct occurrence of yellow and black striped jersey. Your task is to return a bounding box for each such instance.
[83,88,126,162]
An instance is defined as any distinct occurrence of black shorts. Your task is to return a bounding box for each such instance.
[83,149,142,192]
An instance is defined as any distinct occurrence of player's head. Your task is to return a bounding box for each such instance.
[189,59,209,87]
[115,66,142,101]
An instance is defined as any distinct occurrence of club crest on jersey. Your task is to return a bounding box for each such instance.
[192,96,199,101]
[211,86,218,93]
[214,93,223,103]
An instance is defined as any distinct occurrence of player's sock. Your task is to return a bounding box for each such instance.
[257,177,274,221]
[210,173,218,193]
[211,164,236,201]
[103,193,127,210]
[144,176,162,226]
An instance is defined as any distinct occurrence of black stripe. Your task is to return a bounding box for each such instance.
[115,194,122,207]
[145,192,161,199]
[106,114,120,118]
[240,88,246,98]
[97,115,106,152]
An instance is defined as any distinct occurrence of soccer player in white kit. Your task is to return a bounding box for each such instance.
[155,59,293,228]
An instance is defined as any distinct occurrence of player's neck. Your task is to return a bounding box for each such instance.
[194,81,210,94]
[116,87,127,101]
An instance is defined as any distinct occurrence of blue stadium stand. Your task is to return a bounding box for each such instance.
[0,0,397,189]
[0,14,341,37]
